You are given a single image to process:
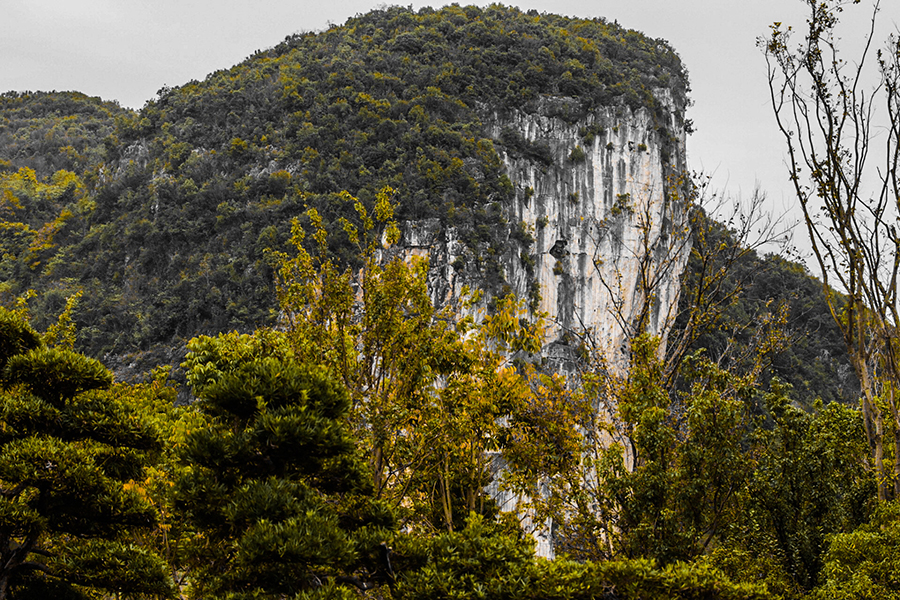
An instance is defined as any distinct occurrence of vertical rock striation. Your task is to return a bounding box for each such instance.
[401,91,690,558]
[407,89,690,375]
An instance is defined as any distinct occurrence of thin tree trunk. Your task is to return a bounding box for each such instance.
[874,408,887,501]
[859,365,887,500]
[372,444,384,497]
[439,452,454,532]
[891,387,900,499]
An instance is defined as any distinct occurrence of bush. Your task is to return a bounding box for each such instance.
[554,260,564,275]
[569,145,587,163]
[812,500,900,599]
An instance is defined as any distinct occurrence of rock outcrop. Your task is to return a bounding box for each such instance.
[405,90,689,375]
[401,91,690,558]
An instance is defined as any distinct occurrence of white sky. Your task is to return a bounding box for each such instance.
[3,0,899,237]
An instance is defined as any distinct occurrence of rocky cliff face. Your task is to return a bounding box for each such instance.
[402,93,689,558]
[404,90,689,375]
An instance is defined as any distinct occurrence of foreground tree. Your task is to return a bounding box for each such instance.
[272,187,584,533]
[764,0,900,500]
[389,512,769,600]
[722,382,874,594]
[0,305,171,599]
[109,365,211,591]
[812,499,900,599]
[177,330,394,598]
[548,334,762,565]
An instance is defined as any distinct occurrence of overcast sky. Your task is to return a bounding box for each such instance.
[3,0,899,234]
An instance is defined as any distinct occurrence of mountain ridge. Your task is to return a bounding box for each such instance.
[0,5,854,406]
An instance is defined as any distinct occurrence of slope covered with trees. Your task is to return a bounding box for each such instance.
[0,91,130,179]
[1,5,688,373]
[0,6,853,406]
[672,209,856,408]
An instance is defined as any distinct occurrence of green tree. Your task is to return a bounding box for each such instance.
[389,512,769,600]
[110,365,210,591]
[0,305,172,599]
[813,499,900,599]
[738,382,874,591]
[392,512,537,600]
[272,187,581,533]
[551,335,757,565]
[176,329,394,598]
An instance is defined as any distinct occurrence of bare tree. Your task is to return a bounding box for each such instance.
[662,178,794,387]
[763,0,900,500]
[582,171,792,389]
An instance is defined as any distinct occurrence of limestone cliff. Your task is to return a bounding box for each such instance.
[401,92,689,558]
[403,89,689,376]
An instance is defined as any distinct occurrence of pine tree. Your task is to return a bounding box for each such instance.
[0,306,172,599]
[177,330,393,598]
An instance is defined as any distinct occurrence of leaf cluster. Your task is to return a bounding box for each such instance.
[391,513,767,600]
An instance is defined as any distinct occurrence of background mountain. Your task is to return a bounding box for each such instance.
[0,4,855,405]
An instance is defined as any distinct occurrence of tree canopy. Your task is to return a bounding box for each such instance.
[0,305,171,599]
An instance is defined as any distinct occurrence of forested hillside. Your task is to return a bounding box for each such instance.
[3,5,686,370]
[0,5,851,403]
[672,210,855,408]
[2,3,895,598]
[0,91,130,178]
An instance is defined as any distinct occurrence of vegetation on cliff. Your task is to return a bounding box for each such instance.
[0,91,131,179]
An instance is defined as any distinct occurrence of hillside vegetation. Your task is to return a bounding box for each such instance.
[0,5,891,598]
[0,6,848,403]
[1,5,687,369]
[0,91,130,178]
